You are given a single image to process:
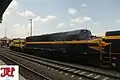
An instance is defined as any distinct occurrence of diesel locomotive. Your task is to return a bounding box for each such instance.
[9,29,120,71]
[9,38,26,52]
[25,29,101,53]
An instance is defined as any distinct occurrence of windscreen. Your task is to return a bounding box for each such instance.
[78,30,92,40]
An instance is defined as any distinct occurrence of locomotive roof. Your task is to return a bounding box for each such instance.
[27,29,91,38]
[12,38,25,40]
[0,0,12,23]
[106,30,120,33]
[106,30,120,36]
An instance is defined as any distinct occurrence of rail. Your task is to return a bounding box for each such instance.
[0,49,52,80]
[3,49,120,80]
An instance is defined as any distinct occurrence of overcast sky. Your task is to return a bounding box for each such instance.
[0,0,120,38]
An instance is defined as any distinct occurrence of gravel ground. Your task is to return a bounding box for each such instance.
[0,49,89,80]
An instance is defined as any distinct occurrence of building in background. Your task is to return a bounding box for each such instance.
[0,37,10,47]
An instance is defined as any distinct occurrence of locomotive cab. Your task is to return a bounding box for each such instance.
[104,30,120,53]
[77,29,92,40]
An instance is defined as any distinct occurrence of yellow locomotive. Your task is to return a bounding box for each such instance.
[9,38,26,51]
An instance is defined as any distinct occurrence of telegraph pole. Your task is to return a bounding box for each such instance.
[29,19,32,36]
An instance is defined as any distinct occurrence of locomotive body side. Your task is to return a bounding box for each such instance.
[25,29,104,66]
[25,29,100,53]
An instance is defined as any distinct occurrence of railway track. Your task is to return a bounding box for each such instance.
[1,48,119,80]
[0,50,52,80]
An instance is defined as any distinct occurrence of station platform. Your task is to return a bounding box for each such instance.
[0,59,26,80]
